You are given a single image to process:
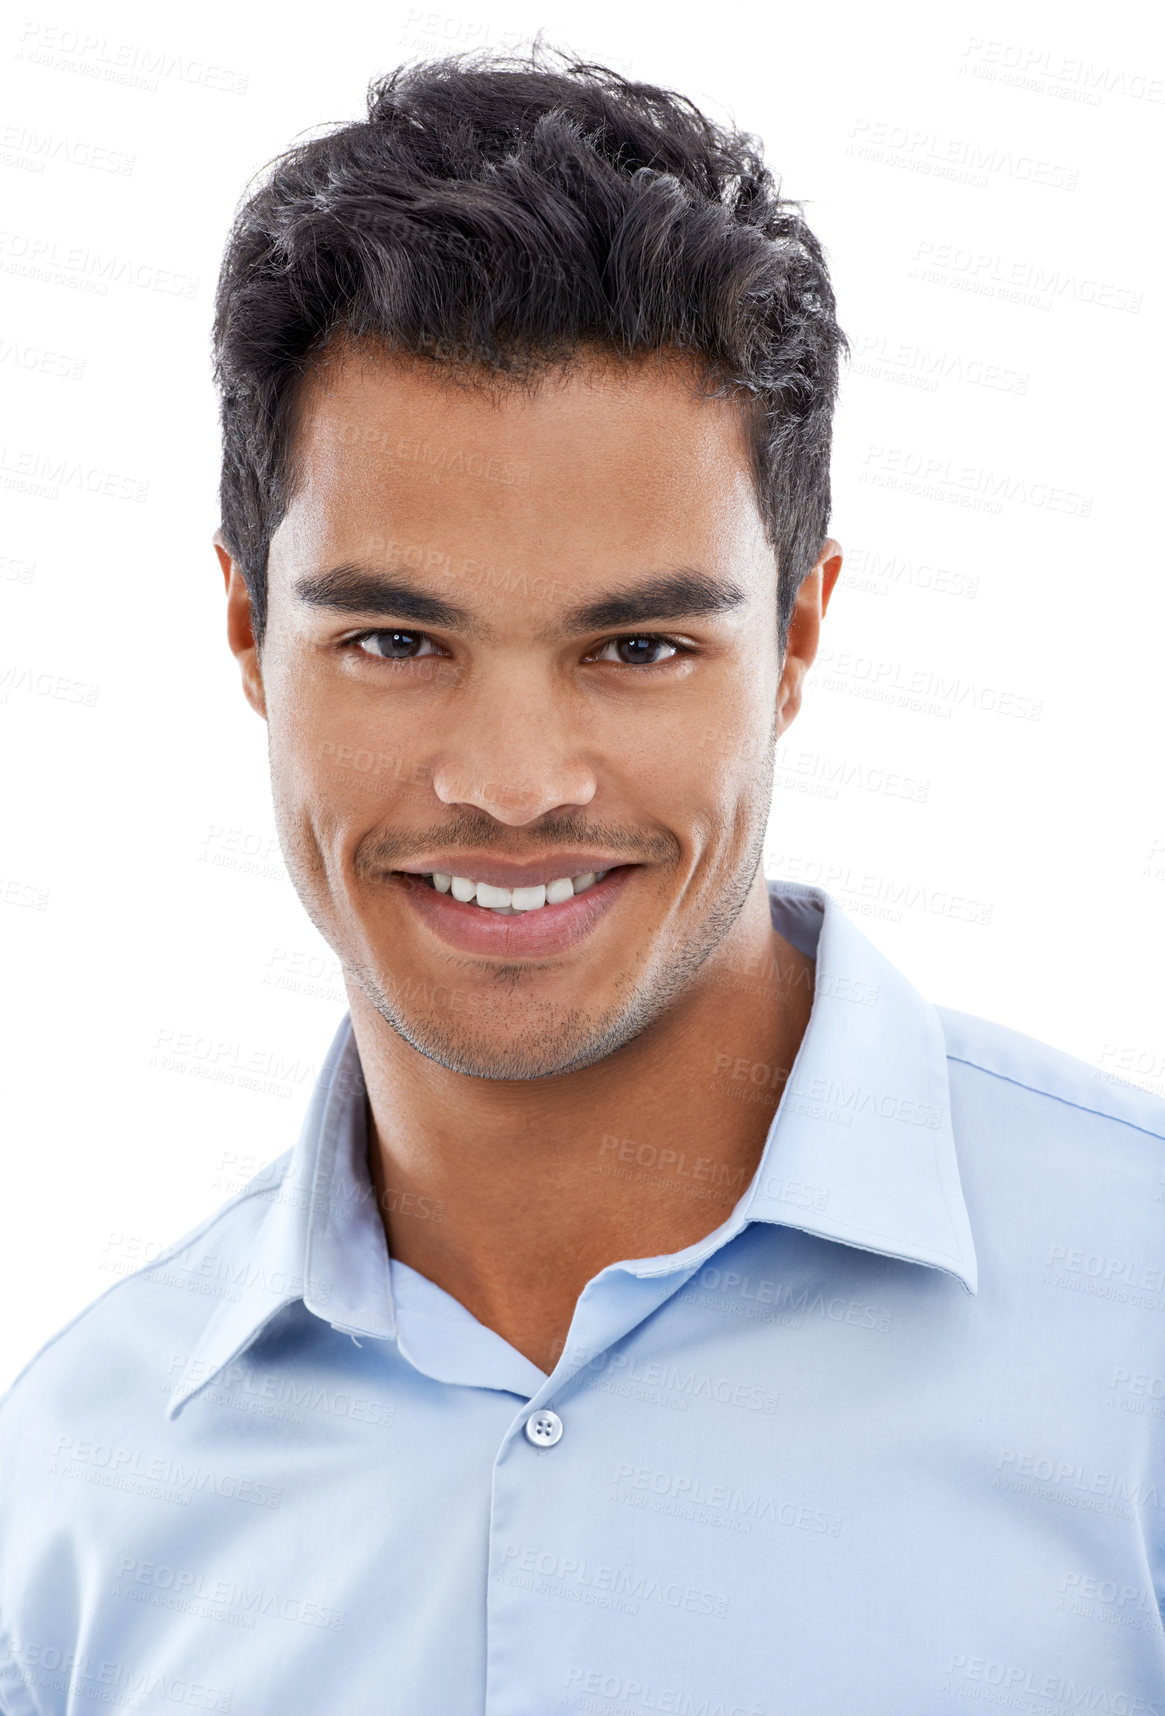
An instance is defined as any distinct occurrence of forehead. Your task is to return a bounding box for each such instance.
[267,343,769,594]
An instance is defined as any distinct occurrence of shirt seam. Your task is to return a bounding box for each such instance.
[944,1051,1165,1144]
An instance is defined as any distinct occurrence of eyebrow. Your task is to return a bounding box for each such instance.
[291,564,748,640]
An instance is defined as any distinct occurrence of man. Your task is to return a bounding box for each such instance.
[2,44,1163,1716]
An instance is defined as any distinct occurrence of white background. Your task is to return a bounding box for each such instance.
[1,0,1161,1392]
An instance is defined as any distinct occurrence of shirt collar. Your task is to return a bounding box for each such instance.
[746,878,977,1292]
[165,1014,383,1418]
[166,878,976,1418]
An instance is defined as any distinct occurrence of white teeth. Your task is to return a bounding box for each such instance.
[474,882,511,909]
[434,869,611,912]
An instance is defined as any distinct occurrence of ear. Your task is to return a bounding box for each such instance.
[214,529,267,720]
[774,537,842,740]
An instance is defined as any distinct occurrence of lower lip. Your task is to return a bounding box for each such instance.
[388,867,635,958]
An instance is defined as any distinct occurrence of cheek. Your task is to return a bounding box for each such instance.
[684,694,776,801]
[268,658,435,812]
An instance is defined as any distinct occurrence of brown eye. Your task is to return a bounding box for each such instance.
[355,630,438,660]
[591,635,681,666]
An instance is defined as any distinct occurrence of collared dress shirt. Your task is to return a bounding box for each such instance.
[2,877,1165,1715]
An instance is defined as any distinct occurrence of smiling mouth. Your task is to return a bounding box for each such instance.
[404,869,612,915]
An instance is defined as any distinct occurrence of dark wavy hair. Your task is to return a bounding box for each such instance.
[212,41,845,655]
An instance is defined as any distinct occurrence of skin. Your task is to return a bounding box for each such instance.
[217,341,842,1373]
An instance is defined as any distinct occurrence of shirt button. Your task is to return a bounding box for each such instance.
[524,1408,564,1447]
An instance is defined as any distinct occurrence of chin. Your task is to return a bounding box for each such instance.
[381,997,654,1083]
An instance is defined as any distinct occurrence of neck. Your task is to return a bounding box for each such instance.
[352,876,815,1372]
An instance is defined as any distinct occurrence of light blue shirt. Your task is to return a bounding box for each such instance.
[3,877,1165,1714]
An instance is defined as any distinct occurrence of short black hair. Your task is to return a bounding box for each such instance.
[212,41,845,655]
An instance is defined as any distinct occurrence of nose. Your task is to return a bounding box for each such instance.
[428,676,597,826]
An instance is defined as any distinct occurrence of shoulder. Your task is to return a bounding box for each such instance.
[935,1002,1165,1146]
[0,1152,293,1442]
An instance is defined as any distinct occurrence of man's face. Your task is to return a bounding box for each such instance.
[225,344,830,1080]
